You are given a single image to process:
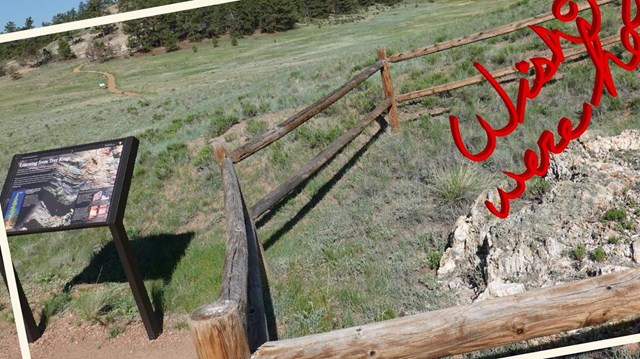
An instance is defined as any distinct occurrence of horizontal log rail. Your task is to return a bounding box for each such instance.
[253,269,640,359]
[230,61,384,164]
[388,0,614,63]
[249,99,391,219]
[396,34,619,103]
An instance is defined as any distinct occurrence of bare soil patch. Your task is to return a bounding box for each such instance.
[0,314,196,359]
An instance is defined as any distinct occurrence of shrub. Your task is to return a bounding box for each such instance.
[525,177,551,201]
[8,66,22,80]
[608,236,621,245]
[153,143,188,180]
[0,62,6,77]
[126,106,139,116]
[231,36,238,46]
[74,290,115,325]
[85,40,118,63]
[622,220,637,231]
[208,112,239,138]
[192,45,198,53]
[212,38,219,48]
[591,246,606,262]
[240,102,259,118]
[270,141,289,168]
[602,208,626,222]
[162,31,180,52]
[431,164,490,205]
[246,119,268,137]
[573,244,586,261]
[192,145,215,168]
[295,125,342,149]
[58,37,76,60]
[40,292,71,325]
[108,325,125,339]
[426,251,442,270]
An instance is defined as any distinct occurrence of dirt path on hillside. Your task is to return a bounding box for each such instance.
[73,63,139,97]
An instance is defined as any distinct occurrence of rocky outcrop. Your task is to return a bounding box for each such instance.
[438,130,640,304]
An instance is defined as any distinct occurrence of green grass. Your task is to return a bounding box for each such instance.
[591,246,607,262]
[1,2,639,355]
[573,244,587,262]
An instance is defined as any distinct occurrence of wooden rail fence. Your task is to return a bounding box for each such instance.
[189,1,631,358]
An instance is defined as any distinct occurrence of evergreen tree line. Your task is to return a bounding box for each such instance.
[119,0,403,52]
[0,0,116,62]
[1,0,401,63]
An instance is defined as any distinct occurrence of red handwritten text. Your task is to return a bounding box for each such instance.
[450,0,640,218]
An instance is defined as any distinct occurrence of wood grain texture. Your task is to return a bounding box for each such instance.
[253,269,640,359]
[377,48,400,132]
[189,300,251,359]
[388,0,614,63]
[219,156,249,326]
[397,35,619,103]
[230,61,384,163]
[249,99,391,219]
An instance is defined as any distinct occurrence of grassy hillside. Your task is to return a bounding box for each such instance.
[1,0,639,353]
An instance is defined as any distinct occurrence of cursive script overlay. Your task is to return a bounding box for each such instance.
[450,0,640,219]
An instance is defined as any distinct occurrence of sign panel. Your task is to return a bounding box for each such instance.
[0,137,138,236]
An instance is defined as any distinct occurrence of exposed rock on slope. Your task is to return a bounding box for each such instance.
[438,130,640,304]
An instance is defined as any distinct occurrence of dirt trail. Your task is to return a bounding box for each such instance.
[73,63,139,97]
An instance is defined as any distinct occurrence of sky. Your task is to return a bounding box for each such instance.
[0,1,82,30]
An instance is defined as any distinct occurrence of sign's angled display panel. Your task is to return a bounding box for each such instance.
[0,137,137,236]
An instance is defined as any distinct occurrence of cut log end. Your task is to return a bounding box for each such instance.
[189,300,251,359]
[190,300,236,321]
[209,138,229,165]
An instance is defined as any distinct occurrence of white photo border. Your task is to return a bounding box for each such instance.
[1,0,638,357]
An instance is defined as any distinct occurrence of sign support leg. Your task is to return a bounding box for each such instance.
[109,222,161,339]
[0,248,41,345]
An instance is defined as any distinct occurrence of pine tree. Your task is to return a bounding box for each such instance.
[58,37,76,60]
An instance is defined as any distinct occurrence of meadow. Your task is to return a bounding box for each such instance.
[1,0,640,355]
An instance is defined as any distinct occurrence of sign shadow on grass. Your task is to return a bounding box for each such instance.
[47,232,195,332]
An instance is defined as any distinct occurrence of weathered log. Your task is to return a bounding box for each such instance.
[219,156,249,326]
[389,0,614,63]
[189,300,251,359]
[377,48,400,132]
[217,149,271,351]
[253,269,640,359]
[397,35,619,103]
[243,193,270,351]
[230,61,384,163]
[249,99,391,219]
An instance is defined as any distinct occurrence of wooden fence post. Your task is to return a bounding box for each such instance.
[189,300,251,359]
[377,48,400,132]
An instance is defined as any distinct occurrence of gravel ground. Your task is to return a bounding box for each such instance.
[0,313,197,359]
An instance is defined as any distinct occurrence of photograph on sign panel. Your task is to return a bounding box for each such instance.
[3,143,122,232]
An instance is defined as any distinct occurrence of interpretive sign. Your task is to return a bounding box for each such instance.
[1,137,137,235]
[0,136,160,341]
